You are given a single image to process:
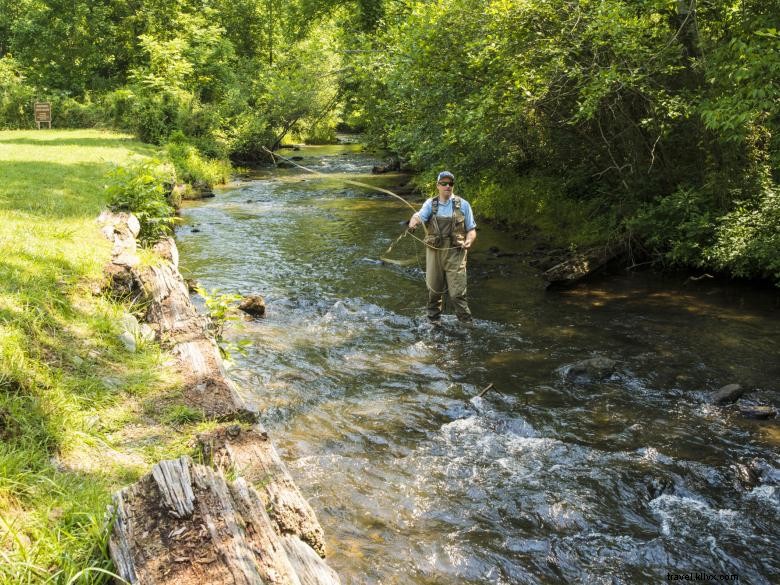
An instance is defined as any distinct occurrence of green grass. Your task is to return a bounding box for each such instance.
[0,130,209,583]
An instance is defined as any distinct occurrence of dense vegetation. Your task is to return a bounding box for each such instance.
[1,0,778,283]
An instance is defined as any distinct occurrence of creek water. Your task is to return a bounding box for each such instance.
[176,143,780,584]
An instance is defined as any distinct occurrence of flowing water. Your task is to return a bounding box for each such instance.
[176,143,780,584]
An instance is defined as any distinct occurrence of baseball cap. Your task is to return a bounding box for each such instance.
[437,171,455,181]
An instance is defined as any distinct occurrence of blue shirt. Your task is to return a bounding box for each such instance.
[416,197,477,231]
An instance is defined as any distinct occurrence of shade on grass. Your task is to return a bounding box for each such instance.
[0,129,181,584]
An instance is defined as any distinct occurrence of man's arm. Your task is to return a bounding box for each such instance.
[408,199,432,230]
[463,228,477,249]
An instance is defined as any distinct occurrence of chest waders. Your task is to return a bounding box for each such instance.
[424,196,472,322]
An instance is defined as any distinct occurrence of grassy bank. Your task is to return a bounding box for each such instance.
[0,130,213,583]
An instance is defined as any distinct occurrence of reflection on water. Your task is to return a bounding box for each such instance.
[177,143,780,584]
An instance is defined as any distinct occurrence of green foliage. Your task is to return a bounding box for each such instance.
[337,0,780,283]
[195,286,241,340]
[162,404,204,425]
[166,133,231,187]
[0,55,34,129]
[106,159,177,243]
[194,286,251,361]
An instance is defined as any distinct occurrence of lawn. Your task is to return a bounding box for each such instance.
[0,130,196,583]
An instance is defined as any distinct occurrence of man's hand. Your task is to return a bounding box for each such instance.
[408,213,421,231]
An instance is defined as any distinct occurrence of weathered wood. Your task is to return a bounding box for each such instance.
[99,211,260,421]
[281,536,341,585]
[100,212,339,583]
[543,245,622,288]
[109,456,304,585]
[197,425,327,558]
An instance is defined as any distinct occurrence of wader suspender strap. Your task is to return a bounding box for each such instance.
[430,196,462,233]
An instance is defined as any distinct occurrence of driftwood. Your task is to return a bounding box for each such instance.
[542,245,622,288]
[109,456,303,584]
[197,425,326,557]
[99,212,340,584]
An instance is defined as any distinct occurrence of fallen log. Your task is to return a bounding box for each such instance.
[109,456,302,584]
[197,424,326,558]
[99,214,259,421]
[542,245,622,288]
[99,212,340,583]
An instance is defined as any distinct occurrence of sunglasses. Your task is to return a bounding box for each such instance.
[438,181,454,187]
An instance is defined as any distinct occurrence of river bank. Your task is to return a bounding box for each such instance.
[0,129,305,582]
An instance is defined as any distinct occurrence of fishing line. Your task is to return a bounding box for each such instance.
[262,146,464,295]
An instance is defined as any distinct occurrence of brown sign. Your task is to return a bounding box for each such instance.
[34,102,51,122]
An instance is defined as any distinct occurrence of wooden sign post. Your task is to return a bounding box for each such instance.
[34,102,51,129]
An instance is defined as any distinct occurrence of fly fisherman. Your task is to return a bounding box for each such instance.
[408,171,477,324]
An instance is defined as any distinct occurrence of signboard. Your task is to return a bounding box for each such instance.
[34,102,51,129]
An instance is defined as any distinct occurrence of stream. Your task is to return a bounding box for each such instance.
[176,142,780,584]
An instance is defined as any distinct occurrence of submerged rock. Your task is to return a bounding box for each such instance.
[710,383,745,405]
[739,405,777,419]
[239,295,266,317]
[731,462,761,490]
[564,357,617,383]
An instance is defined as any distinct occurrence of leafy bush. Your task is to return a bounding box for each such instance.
[710,187,780,283]
[105,160,177,243]
[629,186,780,284]
[0,56,35,129]
[165,133,231,187]
[53,95,103,128]
[128,92,184,145]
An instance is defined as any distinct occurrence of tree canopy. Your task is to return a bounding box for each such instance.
[1,0,778,282]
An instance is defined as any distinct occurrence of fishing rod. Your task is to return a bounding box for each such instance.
[260,146,464,254]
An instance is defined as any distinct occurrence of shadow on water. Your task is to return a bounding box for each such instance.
[177,143,780,584]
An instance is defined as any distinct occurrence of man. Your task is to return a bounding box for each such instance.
[408,171,477,324]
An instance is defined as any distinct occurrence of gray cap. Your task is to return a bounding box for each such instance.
[437,171,455,181]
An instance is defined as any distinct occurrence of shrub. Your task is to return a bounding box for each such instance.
[0,56,35,129]
[105,159,177,243]
[165,133,231,187]
[52,95,103,128]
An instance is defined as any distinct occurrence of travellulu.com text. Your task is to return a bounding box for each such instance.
[667,573,738,582]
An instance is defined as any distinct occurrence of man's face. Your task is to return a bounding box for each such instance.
[437,177,454,198]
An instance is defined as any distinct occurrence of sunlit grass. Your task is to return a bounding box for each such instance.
[0,129,203,583]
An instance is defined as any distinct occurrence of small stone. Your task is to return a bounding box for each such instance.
[72,355,84,367]
[119,314,140,333]
[139,324,156,343]
[118,331,137,353]
[710,383,744,405]
[127,215,141,238]
[238,295,266,317]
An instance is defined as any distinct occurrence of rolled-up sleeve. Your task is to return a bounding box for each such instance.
[417,199,433,223]
[463,201,477,231]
